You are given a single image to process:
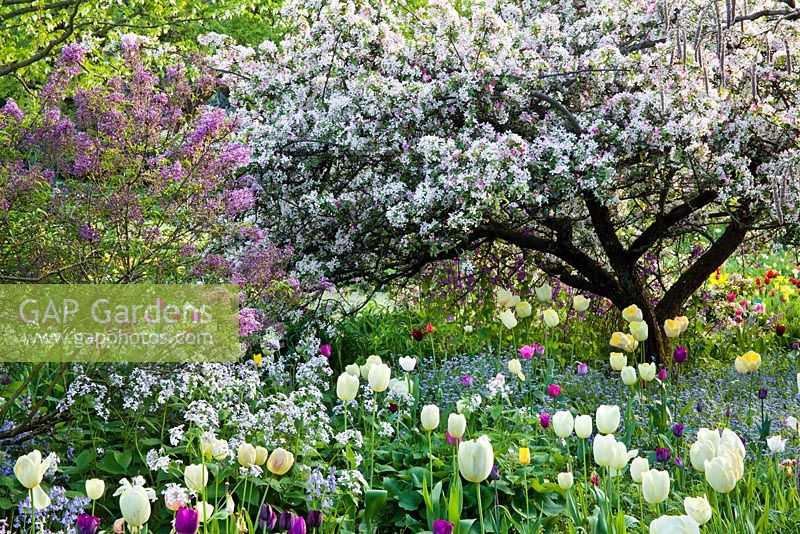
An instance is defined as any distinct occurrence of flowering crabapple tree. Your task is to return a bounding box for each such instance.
[220,0,800,363]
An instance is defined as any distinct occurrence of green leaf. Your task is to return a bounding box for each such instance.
[113,450,132,470]
[364,489,388,527]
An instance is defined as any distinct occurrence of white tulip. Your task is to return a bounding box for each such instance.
[621,366,637,386]
[448,413,467,439]
[458,435,494,483]
[637,362,656,382]
[558,471,574,489]
[649,515,700,534]
[498,309,518,329]
[336,372,360,401]
[609,352,627,371]
[574,415,593,439]
[552,410,574,438]
[642,469,670,504]
[630,457,650,483]
[689,440,716,473]
[767,435,786,454]
[704,456,737,493]
[595,405,620,435]
[684,495,712,525]
[542,308,559,328]
[345,363,360,376]
[184,464,209,492]
[534,283,552,302]
[421,404,440,431]
[368,363,391,392]
[592,434,617,467]
[398,356,417,372]
[573,295,590,312]
[629,320,649,342]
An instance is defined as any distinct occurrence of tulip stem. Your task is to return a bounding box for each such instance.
[427,430,434,485]
[29,488,34,534]
[475,482,485,534]
[369,398,378,488]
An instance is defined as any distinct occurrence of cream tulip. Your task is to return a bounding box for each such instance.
[515,300,532,318]
[421,404,440,431]
[630,457,650,483]
[622,304,643,323]
[609,352,627,371]
[696,428,721,452]
[649,515,700,534]
[86,478,105,500]
[184,464,209,492]
[595,405,621,435]
[720,428,745,459]
[704,456,737,493]
[642,469,670,504]
[767,435,786,454]
[664,318,682,338]
[534,283,552,302]
[495,287,520,308]
[675,316,689,333]
[266,448,295,475]
[684,495,712,525]
[638,362,656,382]
[458,435,494,483]
[621,366,637,386]
[610,332,637,352]
[573,295,590,312]
[14,450,50,489]
[345,363,360,376]
[498,309,518,329]
[734,356,747,374]
[368,363,391,392]
[629,320,649,342]
[741,350,761,372]
[196,501,215,523]
[237,442,257,468]
[254,446,269,466]
[609,440,631,471]
[448,413,467,439]
[542,308,559,328]
[558,471,574,489]
[508,358,525,381]
[336,372,360,401]
[574,415,593,439]
[119,485,152,528]
[360,355,382,379]
[552,410,574,438]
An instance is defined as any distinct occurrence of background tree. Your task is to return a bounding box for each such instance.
[0,0,282,101]
[220,0,800,363]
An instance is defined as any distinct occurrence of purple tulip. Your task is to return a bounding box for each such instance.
[758,387,768,400]
[547,384,561,398]
[540,411,551,429]
[672,423,684,437]
[461,375,473,387]
[792,342,800,350]
[673,346,688,364]
[445,431,460,446]
[489,464,500,480]
[279,510,297,530]
[725,405,732,418]
[433,519,454,534]
[76,514,101,534]
[319,344,332,358]
[674,457,684,468]
[656,447,671,462]
[657,368,667,381]
[519,345,534,360]
[307,510,323,528]
[174,506,199,534]
[576,362,588,375]
[288,516,306,534]
[259,504,278,530]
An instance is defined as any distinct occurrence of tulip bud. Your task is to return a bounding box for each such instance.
[336,372,359,401]
[367,363,391,392]
[574,415,593,439]
[552,410,574,438]
[458,435,494,483]
[421,405,440,431]
[447,413,467,439]
[85,478,105,501]
[641,469,670,504]
[557,471,574,489]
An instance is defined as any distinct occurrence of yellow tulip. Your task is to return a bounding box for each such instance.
[519,447,531,465]
[266,448,295,475]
